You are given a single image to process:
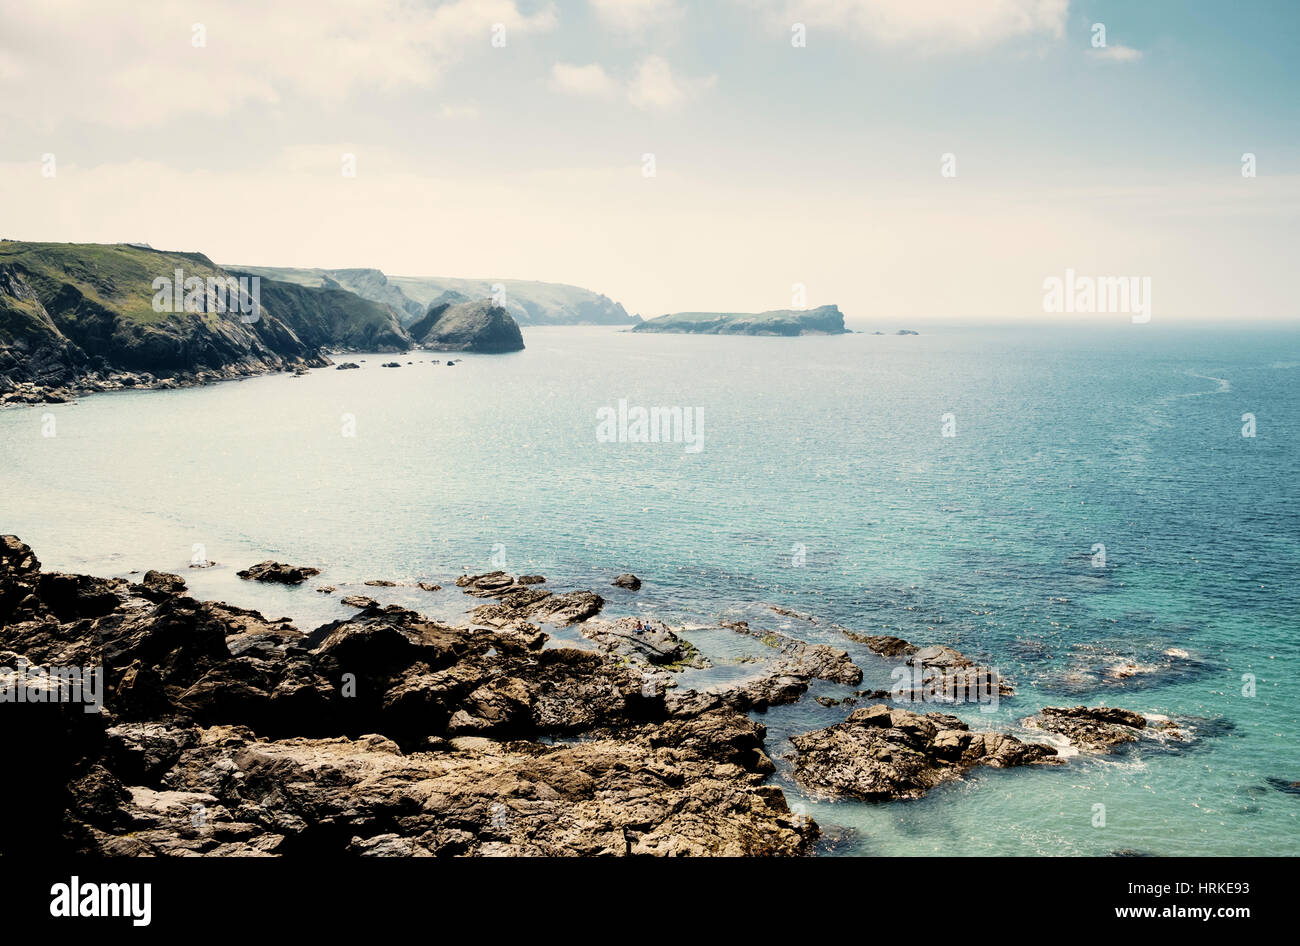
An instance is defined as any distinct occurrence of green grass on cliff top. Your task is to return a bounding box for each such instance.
[0,240,228,326]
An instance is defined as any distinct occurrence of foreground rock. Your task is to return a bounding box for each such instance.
[236,561,321,584]
[0,536,812,856]
[791,704,1058,801]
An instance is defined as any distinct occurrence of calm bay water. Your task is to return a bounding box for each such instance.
[2,324,1297,856]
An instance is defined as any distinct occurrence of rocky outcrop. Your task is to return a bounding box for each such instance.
[1023,705,1150,752]
[579,617,709,670]
[408,301,524,354]
[632,304,849,336]
[611,573,641,590]
[456,571,603,626]
[845,631,1012,699]
[723,622,862,686]
[236,561,321,585]
[791,704,1058,801]
[650,622,863,715]
[1,536,814,856]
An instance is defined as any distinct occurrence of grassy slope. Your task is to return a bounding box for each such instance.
[0,241,227,327]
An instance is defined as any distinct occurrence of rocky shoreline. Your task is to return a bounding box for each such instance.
[0,357,331,407]
[0,537,1201,857]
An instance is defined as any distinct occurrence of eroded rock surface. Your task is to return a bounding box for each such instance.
[0,536,813,857]
[791,704,1058,801]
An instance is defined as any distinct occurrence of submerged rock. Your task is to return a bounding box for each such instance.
[611,573,642,590]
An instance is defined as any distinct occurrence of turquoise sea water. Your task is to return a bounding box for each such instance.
[2,324,1297,856]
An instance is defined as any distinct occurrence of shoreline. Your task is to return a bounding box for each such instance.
[0,536,1196,856]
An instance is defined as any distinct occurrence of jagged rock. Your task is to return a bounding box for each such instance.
[791,704,1057,800]
[723,622,862,686]
[138,570,186,600]
[579,617,708,669]
[846,631,1012,698]
[335,362,360,370]
[340,595,379,609]
[1023,705,1149,752]
[236,561,321,584]
[457,572,603,626]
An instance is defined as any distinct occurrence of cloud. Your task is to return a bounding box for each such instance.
[551,62,620,99]
[587,0,682,32]
[552,56,713,109]
[627,56,714,110]
[0,0,557,128]
[740,0,1069,52]
[1088,44,1143,62]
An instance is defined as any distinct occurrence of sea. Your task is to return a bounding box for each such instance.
[2,322,1297,856]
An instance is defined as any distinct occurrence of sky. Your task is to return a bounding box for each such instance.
[1,0,1297,324]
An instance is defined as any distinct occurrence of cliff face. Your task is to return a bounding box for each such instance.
[632,304,849,336]
[225,265,636,327]
[409,300,525,353]
[391,276,634,327]
[0,242,327,401]
[232,272,411,353]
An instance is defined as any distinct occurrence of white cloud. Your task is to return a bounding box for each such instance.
[587,0,682,32]
[551,62,620,100]
[627,56,713,110]
[742,0,1069,52]
[553,56,713,110]
[1088,44,1144,62]
[0,0,557,128]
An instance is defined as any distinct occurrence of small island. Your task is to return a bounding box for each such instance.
[632,304,849,336]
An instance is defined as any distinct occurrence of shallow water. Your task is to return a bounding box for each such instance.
[3,324,1297,856]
